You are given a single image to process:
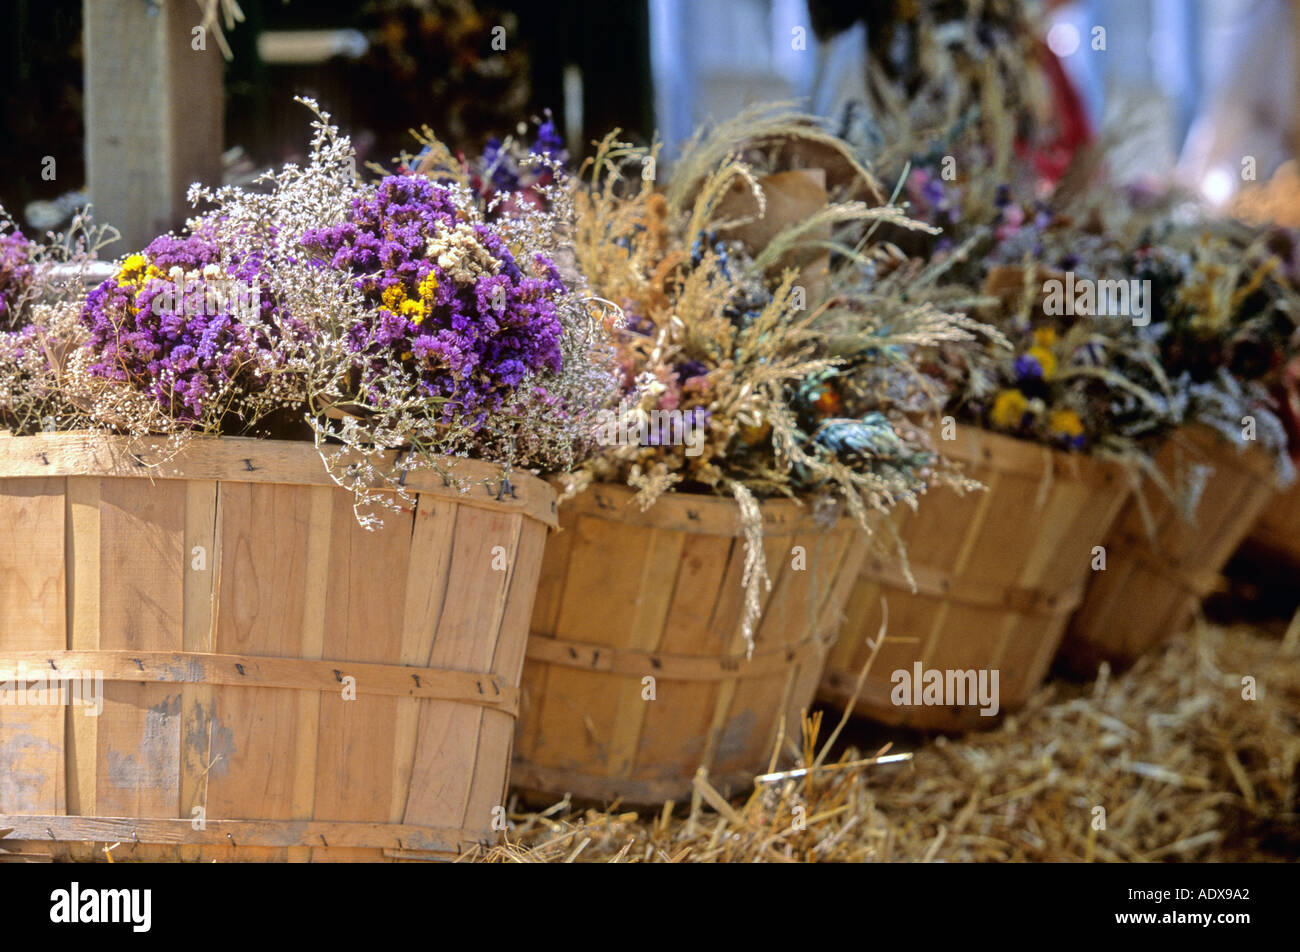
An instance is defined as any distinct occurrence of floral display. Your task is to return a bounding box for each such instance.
[300,173,569,427]
[16,100,620,527]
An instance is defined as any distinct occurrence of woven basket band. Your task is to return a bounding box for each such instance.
[0,650,517,715]
[1108,532,1223,598]
[0,814,483,856]
[1131,558,1221,598]
[860,559,1086,616]
[524,634,817,681]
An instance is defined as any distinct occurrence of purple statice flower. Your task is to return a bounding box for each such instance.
[0,228,35,328]
[530,115,565,160]
[994,201,1025,242]
[621,309,655,336]
[675,359,709,383]
[921,176,946,211]
[470,115,568,217]
[642,404,710,448]
[1013,352,1044,382]
[79,227,292,423]
[2,323,53,375]
[301,174,566,426]
[480,137,522,194]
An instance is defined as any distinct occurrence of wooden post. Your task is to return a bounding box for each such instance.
[83,0,223,253]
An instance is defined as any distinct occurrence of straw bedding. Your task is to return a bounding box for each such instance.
[472,621,1300,862]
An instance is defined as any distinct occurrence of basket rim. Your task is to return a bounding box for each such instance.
[0,431,558,529]
[557,481,868,537]
[1167,423,1279,483]
[940,424,1127,485]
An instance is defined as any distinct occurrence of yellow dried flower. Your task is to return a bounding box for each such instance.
[1026,345,1057,379]
[990,388,1028,428]
[1049,408,1085,438]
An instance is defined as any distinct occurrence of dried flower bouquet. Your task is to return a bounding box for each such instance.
[3,100,621,528]
[555,105,996,646]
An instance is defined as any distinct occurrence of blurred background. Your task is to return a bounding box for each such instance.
[2,0,1298,249]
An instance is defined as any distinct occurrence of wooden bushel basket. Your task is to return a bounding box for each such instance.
[511,484,870,805]
[819,427,1129,731]
[1060,426,1277,672]
[1242,480,1300,568]
[0,433,556,862]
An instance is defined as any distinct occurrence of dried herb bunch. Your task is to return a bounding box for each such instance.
[848,0,1066,218]
[1130,222,1298,481]
[27,100,620,525]
[564,107,994,645]
[0,221,35,328]
[938,184,1297,479]
[825,9,1165,460]
[0,209,112,435]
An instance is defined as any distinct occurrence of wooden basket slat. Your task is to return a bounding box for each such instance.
[1,814,476,852]
[1205,447,1275,564]
[484,515,549,704]
[773,529,853,750]
[700,533,788,781]
[4,645,519,705]
[602,527,686,781]
[743,528,851,774]
[810,533,875,705]
[662,534,738,652]
[62,477,100,861]
[306,490,408,862]
[178,480,217,861]
[525,514,657,779]
[390,495,458,840]
[286,485,333,863]
[513,509,575,760]
[459,509,534,838]
[626,533,736,787]
[0,436,553,862]
[204,483,302,861]
[95,479,186,825]
[0,479,67,819]
[401,505,523,850]
[0,432,557,530]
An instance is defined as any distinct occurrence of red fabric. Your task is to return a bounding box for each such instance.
[1016,40,1093,185]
